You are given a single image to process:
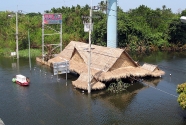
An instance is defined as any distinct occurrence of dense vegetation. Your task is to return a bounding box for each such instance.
[107,79,131,93]
[0,1,186,57]
[177,82,186,109]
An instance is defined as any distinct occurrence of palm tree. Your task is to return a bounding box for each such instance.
[98,1,107,13]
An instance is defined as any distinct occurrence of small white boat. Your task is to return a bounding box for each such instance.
[12,74,30,86]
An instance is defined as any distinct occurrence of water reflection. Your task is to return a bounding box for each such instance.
[84,77,163,111]
[82,82,144,110]
[142,77,162,87]
[13,84,30,111]
[1,51,186,125]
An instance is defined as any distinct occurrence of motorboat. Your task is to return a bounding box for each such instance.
[12,74,30,86]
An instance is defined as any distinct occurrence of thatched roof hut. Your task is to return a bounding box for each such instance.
[48,41,165,90]
[72,73,106,90]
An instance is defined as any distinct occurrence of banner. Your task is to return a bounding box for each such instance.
[43,13,62,24]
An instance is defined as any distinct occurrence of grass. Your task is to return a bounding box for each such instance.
[0,48,41,58]
[19,49,41,58]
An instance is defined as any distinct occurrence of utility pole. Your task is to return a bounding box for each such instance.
[88,0,93,93]
[16,11,19,59]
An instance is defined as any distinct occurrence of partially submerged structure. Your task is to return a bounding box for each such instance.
[48,41,165,90]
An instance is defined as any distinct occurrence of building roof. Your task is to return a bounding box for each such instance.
[48,41,165,90]
[141,63,159,72]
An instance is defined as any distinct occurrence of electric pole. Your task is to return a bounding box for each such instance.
[16,11,19,59]
[88,0,93,93]
[82,1,100,93]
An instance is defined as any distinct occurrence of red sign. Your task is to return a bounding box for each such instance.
[43,13,62,24]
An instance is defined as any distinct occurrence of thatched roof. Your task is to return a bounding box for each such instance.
[72,73,106,90]
[48,41,165,90]
[142,63,159,72]
[94,66,165,81]
[49,41,139,71]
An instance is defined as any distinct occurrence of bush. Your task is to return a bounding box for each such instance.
[19,49,41,58]
[177,82,186,110]
[177,82,186,94]
[107,79,131,93]
[0,48,13,57]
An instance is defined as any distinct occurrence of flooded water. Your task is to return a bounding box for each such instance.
[0,51,186,125]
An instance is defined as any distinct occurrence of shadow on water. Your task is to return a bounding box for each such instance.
[83,77,162,111]
[142,77,162,87]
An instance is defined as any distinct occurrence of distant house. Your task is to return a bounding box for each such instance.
[48,41,165,90]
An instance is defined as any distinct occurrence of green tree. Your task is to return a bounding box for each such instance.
[177,82,186,110]
[181,9,186,16]
[0,3,185,55]
[168,19,186,45]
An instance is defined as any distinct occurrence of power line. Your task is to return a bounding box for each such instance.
[131,77,178,98]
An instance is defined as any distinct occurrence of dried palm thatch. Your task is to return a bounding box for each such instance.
[49,41,138,71]
[72,72,106,90]
[48,56,67,65]
[95,66,165,81]
[142,63,159,72]
[47,41,165,90]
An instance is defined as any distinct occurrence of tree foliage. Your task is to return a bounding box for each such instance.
[177,82,186,110]
[0,2,186,53]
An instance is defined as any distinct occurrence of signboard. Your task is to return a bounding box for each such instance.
[180,16,186,23]
[84,23,93,32]
[11,52,16,56]
[53,61,69,75]
[44,13,62,24]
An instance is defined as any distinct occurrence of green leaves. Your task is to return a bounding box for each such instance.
[0,3,186,53]
[19,49,41,58]
[177,82,186,110]
[107,79,131,93]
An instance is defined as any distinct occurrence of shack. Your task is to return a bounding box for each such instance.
[48,41,165,90]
